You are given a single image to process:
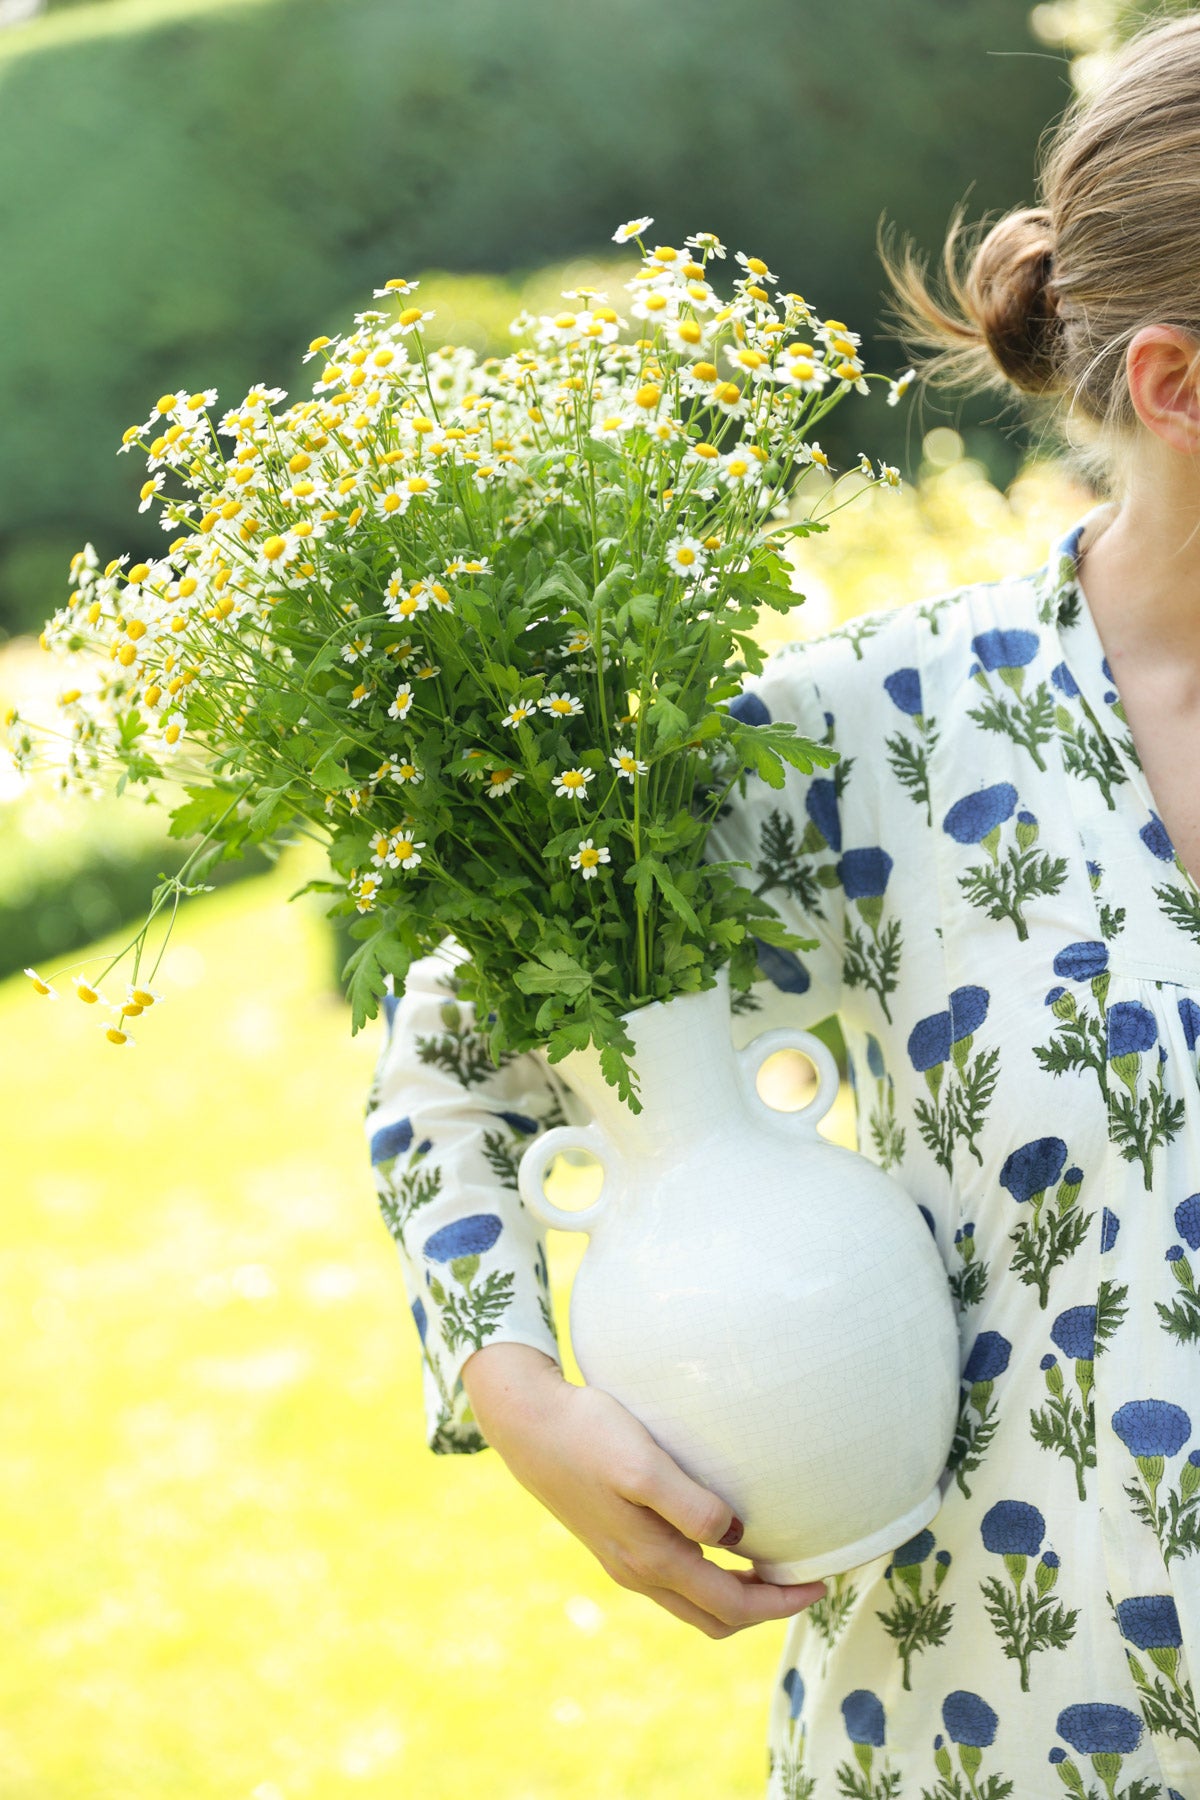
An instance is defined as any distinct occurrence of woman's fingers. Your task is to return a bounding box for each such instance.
[617,1446,739,1547]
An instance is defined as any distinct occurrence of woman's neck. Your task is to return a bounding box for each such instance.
[1077,461,1200,690]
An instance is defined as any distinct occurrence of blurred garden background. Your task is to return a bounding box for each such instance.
[0,0,1177,1793]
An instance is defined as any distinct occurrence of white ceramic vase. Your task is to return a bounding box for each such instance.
[517,965,960,1582]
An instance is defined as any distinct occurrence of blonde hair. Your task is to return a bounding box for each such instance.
[879,9,1200,493]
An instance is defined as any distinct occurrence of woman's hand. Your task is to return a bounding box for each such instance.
[461,1342,827,1639]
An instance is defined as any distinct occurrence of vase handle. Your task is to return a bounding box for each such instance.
[737,1026,840,1132]
[518,1122,615,1233]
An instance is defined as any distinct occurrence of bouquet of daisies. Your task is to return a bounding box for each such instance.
[8,217,909,1105]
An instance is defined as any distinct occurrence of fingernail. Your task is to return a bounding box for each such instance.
[718,1515,744,1548]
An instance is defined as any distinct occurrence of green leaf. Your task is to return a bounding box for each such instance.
[167,783,241,840]
[341,925,411,1033]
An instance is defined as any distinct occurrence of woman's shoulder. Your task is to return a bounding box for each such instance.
[762,564,1047,723]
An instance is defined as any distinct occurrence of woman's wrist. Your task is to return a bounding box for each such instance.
[460,1341,564,1441]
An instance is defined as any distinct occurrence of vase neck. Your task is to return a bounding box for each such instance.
[558,968,741,1158]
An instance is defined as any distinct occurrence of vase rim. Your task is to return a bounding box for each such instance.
[617,961,731,1028]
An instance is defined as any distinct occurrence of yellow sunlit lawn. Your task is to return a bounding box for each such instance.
[0,858,807,1800]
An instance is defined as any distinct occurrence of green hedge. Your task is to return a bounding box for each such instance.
[0,0,1066,636]
[0,791,269,982]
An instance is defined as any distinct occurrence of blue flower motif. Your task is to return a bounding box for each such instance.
[964,1331,1011,1384]
[1040,1354,1057,1372]
[411,1295,428,1343]
[1107,1001,1157,1058]
[1065,1166,1082,1186]
[941,1691,999,1748]
[498,1109,541,1135]
[1050,661,1080,698]
[1175,1195,1200,1252]
[839,847,893,901]
[1101,1208,1120,1252]
[371,1116,414,1165]
[782,1666,804,1720]
[1111,1400,1192,1459]
[753,939,812,996]
[804,777,841,852]
[980,1500,1045,1557]
[865,1034,886,1081]
[1045,986,1066,1007]
[1000,1138,1068,1204]
[908,1011,952,1072]
[423,1213,504,1262]
[892,1529,935,1568]
[1049,1748,1066,1764]
[841,1690,885,1747]
[1179,998,1200,1052]
[949,985,989,1041]
[729,690,770,727]
[971,628,1039,672]
[1167,1245,1184,1264]
[1042,1550,1060,1569]
[1050,1305,1096,1361]
[1052,941,1108,981]
[943,783,1018,845]
[936,1549,952,1567]
[1139,811,1175,861]
[1055,1704,1143,1757]
[1115,1595,1182,1651]
[883,667,923,716]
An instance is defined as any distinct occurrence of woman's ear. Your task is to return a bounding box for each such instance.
[1126,324,1200,455]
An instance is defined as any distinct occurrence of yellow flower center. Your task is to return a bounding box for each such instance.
[262,535,288,561]
[711,382,741,405]
[398,307,424,326]
[692,441,719,459]
[635,384,661,409]
[674,547,696,566]
[579,847,600,867]
[693,362,718,382]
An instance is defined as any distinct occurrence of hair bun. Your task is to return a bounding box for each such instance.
[968,206,1063,394]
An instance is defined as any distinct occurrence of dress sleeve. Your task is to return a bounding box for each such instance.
[705,635,849,1034]
[363,937,581,1455]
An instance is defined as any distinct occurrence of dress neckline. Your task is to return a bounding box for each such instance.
[1043,503,1200,902]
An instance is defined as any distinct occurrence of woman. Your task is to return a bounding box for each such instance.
[364,14,1200,1793]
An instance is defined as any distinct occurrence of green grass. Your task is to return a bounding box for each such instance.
[0,855,803,1799]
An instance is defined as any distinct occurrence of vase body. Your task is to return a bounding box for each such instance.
[518,967,960,1582]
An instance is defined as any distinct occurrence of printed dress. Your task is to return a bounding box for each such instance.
[363,501,1200,1799]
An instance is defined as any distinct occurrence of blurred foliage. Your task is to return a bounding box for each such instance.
[0,0,1068,637]
[1030,0,1195,86]
[0,786,270,982]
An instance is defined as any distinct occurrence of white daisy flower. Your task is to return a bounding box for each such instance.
[609,747,648,781]
[563,628,591,655]
[348,682,373,709]
[570,838,611,879]
[391,830,425,870]
[23,967,58,999]
[373,276,420,297]
[502,699,539,729]
[612,216,654,244]
[735,252,778,284]
[484,766,522,798]
[341,635,373,664]
[684,231,725,258]
[413,659,441,681]
[540,691,583,720]
[796,441,832,473]
[888,368,916,407]
[554,767,594,801]
[137,473,165,513]
[718,447,765,488]
[351,872,383,912]
[387,683,414,721]
[665,536,707,578]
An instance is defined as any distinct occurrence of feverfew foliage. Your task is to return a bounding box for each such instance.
[8,219,907,1104]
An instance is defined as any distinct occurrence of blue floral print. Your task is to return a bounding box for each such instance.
[364,507,1200,1796]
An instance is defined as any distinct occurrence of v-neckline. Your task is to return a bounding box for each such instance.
[1045,504,1200,902]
